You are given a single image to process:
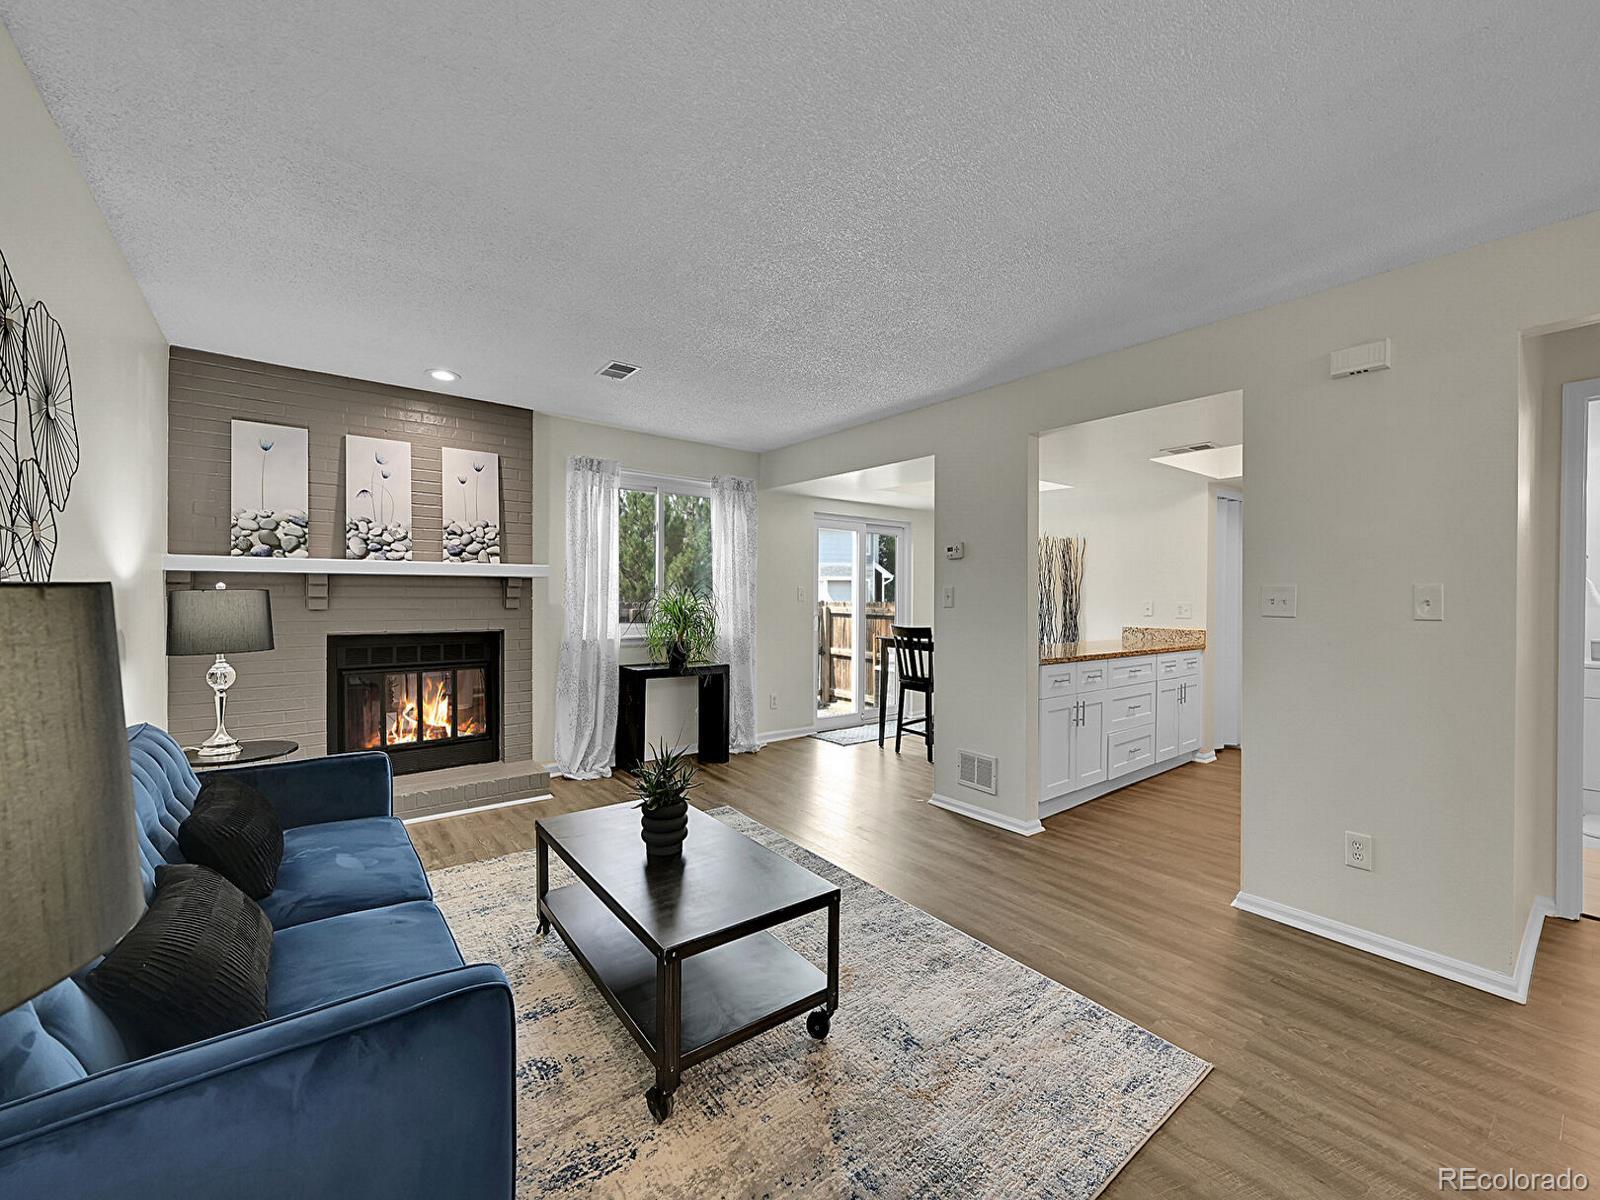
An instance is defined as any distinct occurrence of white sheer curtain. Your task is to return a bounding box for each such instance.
[554,456,621,779]
[711,475,763,753]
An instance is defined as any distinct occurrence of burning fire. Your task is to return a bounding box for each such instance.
[422,675,452,741]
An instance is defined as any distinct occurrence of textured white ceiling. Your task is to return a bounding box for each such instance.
[5,3,1600,451]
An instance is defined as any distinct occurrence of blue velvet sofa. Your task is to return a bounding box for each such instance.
[0,725,515,1199]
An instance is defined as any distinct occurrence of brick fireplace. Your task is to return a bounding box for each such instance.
[328,631,501,774]
[165,349,546,819]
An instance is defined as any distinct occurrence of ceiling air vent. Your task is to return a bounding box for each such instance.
[597,361,639,380]
[958,749,998,796]
[1156,441,1219,457]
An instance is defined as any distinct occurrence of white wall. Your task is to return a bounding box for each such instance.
[0,26,168,722]
[1038,483,1211,641]
[758,490,932,736]
[761,208,1600,980]
[531,414,758,764]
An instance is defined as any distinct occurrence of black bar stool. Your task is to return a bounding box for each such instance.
[891,625,933,762]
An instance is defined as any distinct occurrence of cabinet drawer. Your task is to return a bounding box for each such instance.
[1039,663,1077,695]
[1074,661,1110,693]
[1105,682,1156,732]
[1107,728,1156,780]
[1157,651,1202,680]
[1108,656,1156,686]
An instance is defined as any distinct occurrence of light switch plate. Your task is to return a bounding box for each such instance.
[1141,600,1154,617]
[1176,602,1193,620]
[1260,585,1298,617]
[1412,583,1443,621]
[942,585,955,609]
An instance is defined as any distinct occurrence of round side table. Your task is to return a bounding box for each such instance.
[184,739,299,770]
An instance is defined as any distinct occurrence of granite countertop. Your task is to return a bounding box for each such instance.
[1040,626,1207,665]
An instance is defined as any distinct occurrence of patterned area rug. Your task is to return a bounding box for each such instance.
[429,807,1210,1198]
[809,723,884,746]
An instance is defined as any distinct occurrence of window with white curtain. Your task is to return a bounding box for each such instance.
[618,471,713,638]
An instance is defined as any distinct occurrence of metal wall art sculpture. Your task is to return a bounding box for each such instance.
[0,249,80,582]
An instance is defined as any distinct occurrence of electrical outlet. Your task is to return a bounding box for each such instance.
[796,586,805,603]
[768,692,778,710]
[1344,831,1374,872]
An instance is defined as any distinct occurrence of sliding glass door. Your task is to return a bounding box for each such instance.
[815,516,909,729]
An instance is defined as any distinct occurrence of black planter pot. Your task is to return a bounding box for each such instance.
[666,641,689,673]
[640,799,688,861]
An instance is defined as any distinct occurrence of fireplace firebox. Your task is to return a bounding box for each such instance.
[328,632,500,775]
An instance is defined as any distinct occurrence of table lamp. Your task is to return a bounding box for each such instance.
[0,582,143,1012]
[166,582,274,759]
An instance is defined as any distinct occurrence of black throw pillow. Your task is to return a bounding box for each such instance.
[84,863,273,1053]
[179,775,283,899]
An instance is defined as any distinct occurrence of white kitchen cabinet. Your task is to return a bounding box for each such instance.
[1177,677,1204,756]
[1155,677,1182,763]
[1039,693,1076,796]
[1073,691,1107,789]
[1037,690,1108,795]
[1039,649,1206,811]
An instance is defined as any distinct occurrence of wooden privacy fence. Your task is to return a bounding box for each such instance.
[817,601,897,707]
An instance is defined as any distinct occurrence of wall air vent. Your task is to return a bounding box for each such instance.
[597,361,639,380]
[958,749,998,796]
[1156,441,1219,457]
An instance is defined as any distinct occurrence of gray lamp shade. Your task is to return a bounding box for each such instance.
[0,583,143,1013]
[166,586,274,656]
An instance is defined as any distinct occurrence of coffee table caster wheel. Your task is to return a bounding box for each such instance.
[806,1009,831,1040]
[646,1086,673,1123]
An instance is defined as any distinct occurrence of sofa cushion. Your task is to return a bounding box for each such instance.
[84,864,273,1054]
[0,1003,86,1105]
[180,775,284,899]
[0,980,133,1108]
[258,816,431,930]
[267,901,464,1018]
[126,724,202,898]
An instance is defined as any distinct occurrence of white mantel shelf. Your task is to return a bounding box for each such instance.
[164,554,549,579]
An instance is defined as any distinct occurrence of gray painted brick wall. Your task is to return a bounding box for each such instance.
[166,350,542,815]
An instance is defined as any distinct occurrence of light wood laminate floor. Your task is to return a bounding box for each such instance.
[410,740,1600,1197]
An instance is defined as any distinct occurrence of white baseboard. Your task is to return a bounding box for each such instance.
[929,791,1044,836]
[758,725,815,743]
[1231,891,1553,1004]
[402,792,552,825]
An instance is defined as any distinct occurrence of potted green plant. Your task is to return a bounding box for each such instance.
[633,738,697,861]
[645,586,717,673]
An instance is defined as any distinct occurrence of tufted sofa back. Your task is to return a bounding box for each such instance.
[125,723,201,900]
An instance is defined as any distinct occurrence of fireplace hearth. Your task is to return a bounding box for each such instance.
[328,632,500,774]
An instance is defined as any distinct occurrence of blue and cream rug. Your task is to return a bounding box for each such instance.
[429,808,1210,1198]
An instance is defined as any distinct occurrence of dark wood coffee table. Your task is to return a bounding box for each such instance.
[536,803,841,1122]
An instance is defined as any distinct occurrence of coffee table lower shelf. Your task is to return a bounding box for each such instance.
[543,883,829,1076]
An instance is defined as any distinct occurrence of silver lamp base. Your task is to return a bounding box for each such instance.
[197,653,242,759]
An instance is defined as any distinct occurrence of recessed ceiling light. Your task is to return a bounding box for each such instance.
[1149,443,1243,479]
[427,368,460,383]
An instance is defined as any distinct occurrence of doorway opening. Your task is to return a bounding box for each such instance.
[1556,373,1600,918]
[815,515,911,729]
[1033,389,1244,820]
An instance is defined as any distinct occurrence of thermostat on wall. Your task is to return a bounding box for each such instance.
[944,542,965,560]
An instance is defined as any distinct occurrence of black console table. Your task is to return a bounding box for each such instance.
[616,662,730,772]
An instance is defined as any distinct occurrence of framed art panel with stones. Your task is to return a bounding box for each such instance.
[344,434,413,561]
[230,419,310,558]
[441,447,499,564]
